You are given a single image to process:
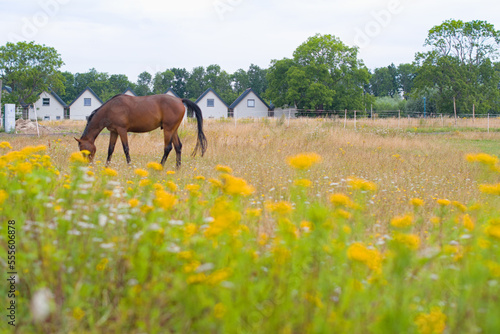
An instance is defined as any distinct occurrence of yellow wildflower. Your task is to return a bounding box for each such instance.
[213,303,226,319]
[194,175,206,181]
[96,258,109,271]
[128,198,139,208]
[0,141,13,149]
[220,174,255,196]
[206,268,232,285]
[72,307,85,321]
[146,162,163,171]
[347,177,377,192]
[215,164,233,174]
[265,201,294,215]
[478,183,500,195]
[410,198,424,207]
[465,153,498,166]
[335,209,352,219]
[390,213,414,228]
[462,214,474,231]
[69,151,87,163]
[436,199,451,206]
[184,223,198,238]
[186,273,207,284]
[451,201,467,212]
[329,193,356,208]
[347,242,383,273]
[204,198,242,237]
[139,179,151,187]
[166,181,178,192]
[246,208,262,217]
[154,190,177,210]
[485,219,500,240]
[393,232,420,250]
[209,178,223,189]
[0,189,8,206]
[286,152,322,170]
[414,307,447,334]
[134,168,148,177]
[294,178,312,187]
[300,220,313,232]
[102,168,118,177]
[140,205,153,214]
[166,170,175,175]
[430,216,441,225]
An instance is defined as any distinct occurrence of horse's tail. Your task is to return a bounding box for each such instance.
[182,98,207,157]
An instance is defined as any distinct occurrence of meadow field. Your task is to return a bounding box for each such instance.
[1,117,500,333]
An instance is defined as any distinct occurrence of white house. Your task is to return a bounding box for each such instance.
[122,87,137,96]
[229,88,271,119]
[195,88,228,119]
[28,90,68,121]
[69,87,103,120]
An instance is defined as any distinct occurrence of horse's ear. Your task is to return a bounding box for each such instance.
[74,137,81,143]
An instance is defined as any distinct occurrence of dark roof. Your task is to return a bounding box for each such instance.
[44,89,68,107]
[2,86,12,94]
[229,88,270,110]
[122,87,138,96]
[195,88,229,107]
[164,88,180,98]
[69,86,104,107]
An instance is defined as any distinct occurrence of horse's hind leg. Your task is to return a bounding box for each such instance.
[117,128,131,164]
[160,130,174,166]
[106,131,118,166]
[172,132,182,169]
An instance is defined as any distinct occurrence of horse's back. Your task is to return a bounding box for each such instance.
[112,94,184,132]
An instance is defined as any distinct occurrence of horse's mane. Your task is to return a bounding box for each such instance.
[81,94,123,138]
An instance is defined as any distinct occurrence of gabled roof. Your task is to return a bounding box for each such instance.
[69,86,104,107]
[2,86,12,94]
[164,87,180,98]
[195,88,229,107]
[229,88,270,110]
[122,87,138,96]
[43,89,68,107]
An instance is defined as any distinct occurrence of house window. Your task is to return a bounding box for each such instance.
[247,99,255,108]
[64,109,70,119]
[44,116,50,121]
[56,116,61,120]
[207,99,215,107]
[84,98,91,106]
[42,98,50,106]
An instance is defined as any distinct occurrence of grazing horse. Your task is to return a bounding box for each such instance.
[75,94,207,167]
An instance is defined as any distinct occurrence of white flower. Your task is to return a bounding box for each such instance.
[30,288,54,323]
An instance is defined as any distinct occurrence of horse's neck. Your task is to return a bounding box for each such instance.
[82,114,105,142]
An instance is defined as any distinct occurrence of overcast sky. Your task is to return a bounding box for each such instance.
[1,0,499,81]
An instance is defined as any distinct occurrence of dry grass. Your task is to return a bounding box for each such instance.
[2,117,495,234]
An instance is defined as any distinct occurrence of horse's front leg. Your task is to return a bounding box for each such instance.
[117,129,131,164]
[106,131,118,166]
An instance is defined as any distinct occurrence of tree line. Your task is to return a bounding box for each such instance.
[1,19,500,115]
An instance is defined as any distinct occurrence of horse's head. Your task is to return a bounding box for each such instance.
[74,138,96,162]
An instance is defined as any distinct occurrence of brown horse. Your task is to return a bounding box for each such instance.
[75,94,207,167]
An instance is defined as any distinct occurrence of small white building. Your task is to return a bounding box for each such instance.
[28,90,68,121]
[229,88,271,119]
[195,88,228,119]
[69,87,103,120]
[122,87,137,96]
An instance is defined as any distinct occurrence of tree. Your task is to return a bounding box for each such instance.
[247,64,268,96]
[152,70,174,94]
[170,68,189,98]
[370,64,398,97]
[232,68,250,94]
[186,66,206,100]
[0,41,65,106]
[135,71,152,96]
[414,19,500,114]
[267,34,370,110]
[396,63,416,99]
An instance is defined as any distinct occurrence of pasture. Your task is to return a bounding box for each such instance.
[1,118,500,333]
